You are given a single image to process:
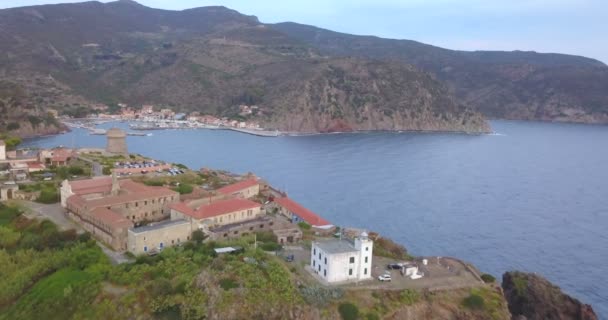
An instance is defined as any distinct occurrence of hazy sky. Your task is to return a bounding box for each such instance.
[1,0,607,64]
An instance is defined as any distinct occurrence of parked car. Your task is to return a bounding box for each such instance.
[378,274,392,282]
[387,263,403,270]
[284,254,294,262]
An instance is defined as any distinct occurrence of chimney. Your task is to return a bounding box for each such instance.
[111,171,120,196]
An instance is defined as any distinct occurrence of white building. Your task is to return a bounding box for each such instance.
[310,232,373,283]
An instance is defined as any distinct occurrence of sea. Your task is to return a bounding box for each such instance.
[22,120,608,317]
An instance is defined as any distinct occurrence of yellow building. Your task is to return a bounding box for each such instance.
[128,219,191,255]
[216,178,260,199]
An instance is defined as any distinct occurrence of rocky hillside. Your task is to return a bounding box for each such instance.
[0,0,490,134]
[272,23,608,124]
[502,271,598,320]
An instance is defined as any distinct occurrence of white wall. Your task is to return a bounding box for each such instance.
[311,238,374,283]
[0,143,5,161]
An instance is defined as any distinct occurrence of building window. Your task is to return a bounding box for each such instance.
[313,248,316,255]
[365,256,368,263]
[135,202,138,207]
[144,246,148,252]
[313,260,315,267]
[223,233,228,237]
[171,240,174,244]
[145,201,147,205]
[233,231,238,235]
[318,253,321,259]
[249,226,254,231]
[349,257,355,263]
[318,265,321,272]
[259,224,264,228]
[323,269,326,277]
[349,268,353,276]
[365,246,369,251]
[364,268,368,275]
[324,257,327,265]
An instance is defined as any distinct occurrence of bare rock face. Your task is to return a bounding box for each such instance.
[502,272,597,320]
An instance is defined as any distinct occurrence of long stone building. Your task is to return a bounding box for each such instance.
[61,175,180,250]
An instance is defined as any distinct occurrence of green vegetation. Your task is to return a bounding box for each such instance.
[297,221,311,230]
[0,134,21,150]
[481,273,496,283]
[173,183,193,195]
[219,278,238,290]
[461,287,508,320]
[400,289,420,306]
[513,275,528,297]
[463,292,485,310]
[372,234,413,260]
[338,302,360,320]
[19,182,60,204]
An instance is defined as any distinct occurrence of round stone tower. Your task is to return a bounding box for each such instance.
[106,128,128,155]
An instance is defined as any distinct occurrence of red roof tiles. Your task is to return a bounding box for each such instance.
[171,198,261,220]
[217,178,259,195]
[69,176,113,195]
[90,207,134,228]
[274,197,332,227]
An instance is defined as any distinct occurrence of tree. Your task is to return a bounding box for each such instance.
[191,230,207,245]
[338,302,359,320]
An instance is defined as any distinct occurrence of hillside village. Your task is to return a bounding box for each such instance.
[0,129,512,319]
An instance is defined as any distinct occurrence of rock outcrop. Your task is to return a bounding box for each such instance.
[502,271,598,320]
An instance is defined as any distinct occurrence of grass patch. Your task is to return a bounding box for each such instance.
[338,302,360,320]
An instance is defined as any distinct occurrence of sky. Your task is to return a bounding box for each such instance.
[1,0,607,64]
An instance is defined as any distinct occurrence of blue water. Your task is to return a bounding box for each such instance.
[23,120,608,317]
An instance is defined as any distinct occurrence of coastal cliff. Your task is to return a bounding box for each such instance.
[502,271,598,320]
[0,1,491,134]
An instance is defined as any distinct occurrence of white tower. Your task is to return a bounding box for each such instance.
[354,231,373,279]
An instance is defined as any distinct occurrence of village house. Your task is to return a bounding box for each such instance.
[274,197,334,230]
[62,175,179,250]
[128,219,191,255]
[170,198,262,232]
[311,232,374,283]
[216,178,260,199]
[38,147,74,166]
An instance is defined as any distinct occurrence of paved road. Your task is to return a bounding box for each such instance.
[19,200,83,232]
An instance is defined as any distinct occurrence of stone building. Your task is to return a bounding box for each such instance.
[106,128,128,155]
[62,175,179,250]
[170,198,262,232]
[311,232,374,283]
[128,219,192,255]
[216,178,260,199]
[206,215,302,244]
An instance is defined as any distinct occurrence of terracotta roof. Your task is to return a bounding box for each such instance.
[171,198,261,220]
[51,148,73,162]
[66,195,87,208]
[69,176,112,195]
[274,197,332,227]
[84,186,177,208]
[217,178,259,195]
[90,207,133,228]
[27,162,46,169]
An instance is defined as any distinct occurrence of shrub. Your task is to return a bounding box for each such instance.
[7,122,20,130]
[297,222,311,230]
[37,189,59,204]
[173,183,193,194]
[462,293,485,310]
[300,286,344,307]
[338,302,359,320]
[68,166,85,176]
[260,242,282,252]
[481,273,496,283]
[175,163,188,170]
[365,312,380,320]
[400,289,420,306]
[144,179,165,186]
[219,278,238,290]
